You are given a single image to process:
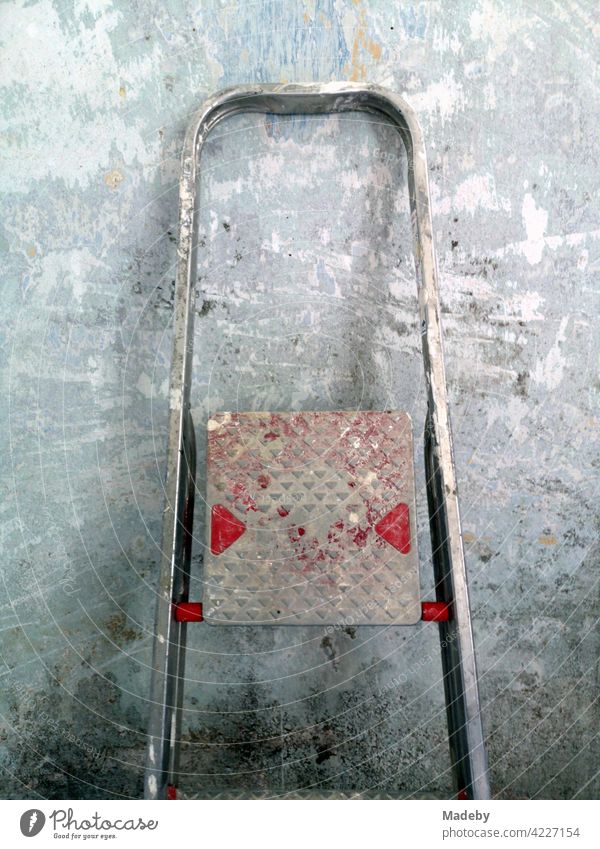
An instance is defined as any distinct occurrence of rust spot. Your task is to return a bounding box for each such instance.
[367,39,381,60]
[104,169,124,189]
[105,612,141,645]
[349,9,366,80]
[539,534,558,545]
[346,4,381,80]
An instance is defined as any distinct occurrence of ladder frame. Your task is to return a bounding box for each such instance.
[144,82,491,801]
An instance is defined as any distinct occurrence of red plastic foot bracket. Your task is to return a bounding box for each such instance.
[173,602,203,622]
[457,788,468,800]
[421,601,452,622]
[167,784,177,800]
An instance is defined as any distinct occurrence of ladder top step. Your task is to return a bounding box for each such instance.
[203,411,421,626]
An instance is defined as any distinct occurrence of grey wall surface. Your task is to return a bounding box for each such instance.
[1,0,598,799]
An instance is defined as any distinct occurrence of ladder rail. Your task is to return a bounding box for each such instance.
[144,82,490,801]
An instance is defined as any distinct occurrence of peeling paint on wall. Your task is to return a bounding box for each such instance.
[1,0,599,801]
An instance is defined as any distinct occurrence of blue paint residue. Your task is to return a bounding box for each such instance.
[316,258,336,294]
[400,4,428,40]
[216,0,350,87]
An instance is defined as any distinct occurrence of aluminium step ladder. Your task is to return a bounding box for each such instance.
[144,82,491,801]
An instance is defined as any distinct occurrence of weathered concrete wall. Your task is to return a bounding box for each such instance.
[1,0,598,799]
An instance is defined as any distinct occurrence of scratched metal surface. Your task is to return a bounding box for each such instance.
[1,1,599,799]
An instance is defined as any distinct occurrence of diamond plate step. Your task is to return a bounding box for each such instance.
[203,411,420,625]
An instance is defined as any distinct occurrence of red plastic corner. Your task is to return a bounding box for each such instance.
[211,504,246,555]
[174,602,203,622]
[421,601,452,622]
[457,788,468,801]
[374,503,411,554]
[167,784,177,800]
